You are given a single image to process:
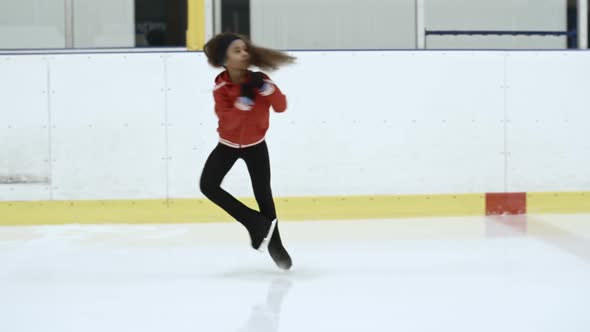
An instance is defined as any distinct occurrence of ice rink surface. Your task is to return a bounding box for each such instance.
[1,214,589,332]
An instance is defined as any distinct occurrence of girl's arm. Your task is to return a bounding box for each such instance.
[258,73,287,113]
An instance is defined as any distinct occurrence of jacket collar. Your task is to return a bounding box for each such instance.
[215,69,251,86]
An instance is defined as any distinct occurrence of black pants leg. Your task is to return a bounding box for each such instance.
[200,142,289,264]
[243,143,288,262]
[200,143,262,227]
[242,142,277,221]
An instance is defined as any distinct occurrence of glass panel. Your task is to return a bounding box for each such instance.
[73,0,135,48]
[0,0,66,49]
[221,0,250,36]
[250,0,415,49]
[425,0,568,49]
[135,0,187,47]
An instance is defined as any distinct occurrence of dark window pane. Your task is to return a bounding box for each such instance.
[221,0,250,36]
[135,0,187,47]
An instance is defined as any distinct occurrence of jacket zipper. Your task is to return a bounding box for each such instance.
[238,111,246,148]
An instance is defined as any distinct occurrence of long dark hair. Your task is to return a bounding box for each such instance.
[203,32,295,71]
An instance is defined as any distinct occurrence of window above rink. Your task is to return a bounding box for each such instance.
[0,0,587,51]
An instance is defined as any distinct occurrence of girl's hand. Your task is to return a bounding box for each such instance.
[240,72,265,100]
[249,72,265,89]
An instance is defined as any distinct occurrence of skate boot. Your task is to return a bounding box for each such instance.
[268,222,292,270]
[244,212,276,252]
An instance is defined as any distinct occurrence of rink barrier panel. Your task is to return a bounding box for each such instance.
[1,51,590,225]
[0,192,589,225]
[2,51,590,202]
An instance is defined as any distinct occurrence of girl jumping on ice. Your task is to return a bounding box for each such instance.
[200,33,295,270]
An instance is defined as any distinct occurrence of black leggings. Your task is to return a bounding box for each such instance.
[200,141,277,225]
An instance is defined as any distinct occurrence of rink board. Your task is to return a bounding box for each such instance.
[0,191,589,226]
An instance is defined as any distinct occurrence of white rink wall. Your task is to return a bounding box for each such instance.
[0,51,589,201]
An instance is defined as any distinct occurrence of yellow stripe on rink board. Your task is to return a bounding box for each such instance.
[0,194,485,226]
[527,192,590,214]
[0,199,234,226]
[274,194,485,220]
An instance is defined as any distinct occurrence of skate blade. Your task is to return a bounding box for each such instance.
[257,219,277,253]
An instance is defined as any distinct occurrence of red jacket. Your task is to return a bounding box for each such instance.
[212,70,287,148]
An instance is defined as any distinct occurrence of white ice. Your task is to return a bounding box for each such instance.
[1,214,590,332]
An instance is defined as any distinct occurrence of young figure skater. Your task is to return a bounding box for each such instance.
[200,33,295,270]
